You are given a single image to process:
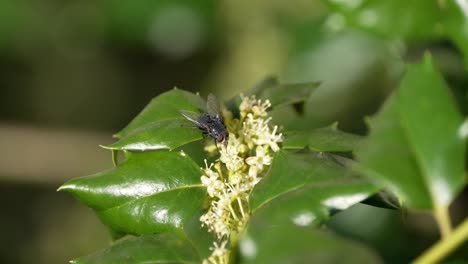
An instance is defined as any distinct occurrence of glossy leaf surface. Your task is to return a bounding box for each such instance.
[250,151,378,218]
[244,149,381,264]
[239,212,382,264]
[182,209,216,259]
[72,209,214,264]
[59,151,206,235]
[115,88,205,138]
[283,124,363,152]
[106,89,207,151]
[103,119,203,151]
[71,234,200,264]
[355,56,465,209]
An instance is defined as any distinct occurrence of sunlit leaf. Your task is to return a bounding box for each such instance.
[355,55,465,209]
[182,209,216,259]
[115,88,205,138]
[239,211,382,264]
[283,124,363,152]
[71,234,200,264]
[244,149,382,264]
[103,119,203,151]
[250,151,379,224]
[105,89,206,152]
[71,209,215,264]
[58,151,206,235]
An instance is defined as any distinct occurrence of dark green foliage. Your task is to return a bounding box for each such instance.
[355,55,465,209]
[60,56,466,264]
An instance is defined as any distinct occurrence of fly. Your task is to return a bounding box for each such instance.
[180,93,229,146]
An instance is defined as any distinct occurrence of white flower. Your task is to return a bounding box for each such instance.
[201,173,224,198]
[228,172,244,185]
[200,94,283,264]
[219,135,245,172]
[203,241,230,264]
[252,99,271,117]
[246,146,272,171]
[254,125,283,152]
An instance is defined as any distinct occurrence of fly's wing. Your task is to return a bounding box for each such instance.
[179,110,202,127]
[206,93,223,121]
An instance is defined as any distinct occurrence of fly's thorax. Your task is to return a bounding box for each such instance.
[197,113,228,144]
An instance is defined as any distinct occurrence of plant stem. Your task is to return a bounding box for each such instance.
[229,203,239,220]
[413,218,468,264]
[237,197,246,218]
[434,206,452,239]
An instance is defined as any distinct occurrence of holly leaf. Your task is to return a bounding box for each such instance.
[258,81,321,107]
[242,150,381,263]
[250,151,379,225]
[115,88,205,138]
[355,55,465,209]
[71,209,215,264]
[70,234,200,264]
[107,89,206,151]
[239,202,382,264]
[283,124,364,152]
[102,119,203,151]
[226,79,320,113]
[58,151,206,235]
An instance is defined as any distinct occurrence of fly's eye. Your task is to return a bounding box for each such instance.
[217,135,224,142]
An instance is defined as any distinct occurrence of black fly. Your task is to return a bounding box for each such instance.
[180,94,229,146]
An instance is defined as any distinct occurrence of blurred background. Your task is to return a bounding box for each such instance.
[1,1,467,263]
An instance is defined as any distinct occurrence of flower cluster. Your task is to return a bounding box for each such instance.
[201,95,283,264]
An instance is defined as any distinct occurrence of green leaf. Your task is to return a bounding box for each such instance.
[283,124,364,152]
[323,0,441,42]
[59,151,206,235]
[239,213,382,264]
[250,151,378,221]
[323,0,468,70]
[243,147,382,264]
[103,119,203,151]
[226,79,320,113]
[115,88,205,139]
[71,234,200,264]
[259,81,321,107]
[444,0,468,70]
[355,55,465,209]
[244,76,279,97]
[245,150,379,262]
[182,209,216,259]
[72,209,215,264]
